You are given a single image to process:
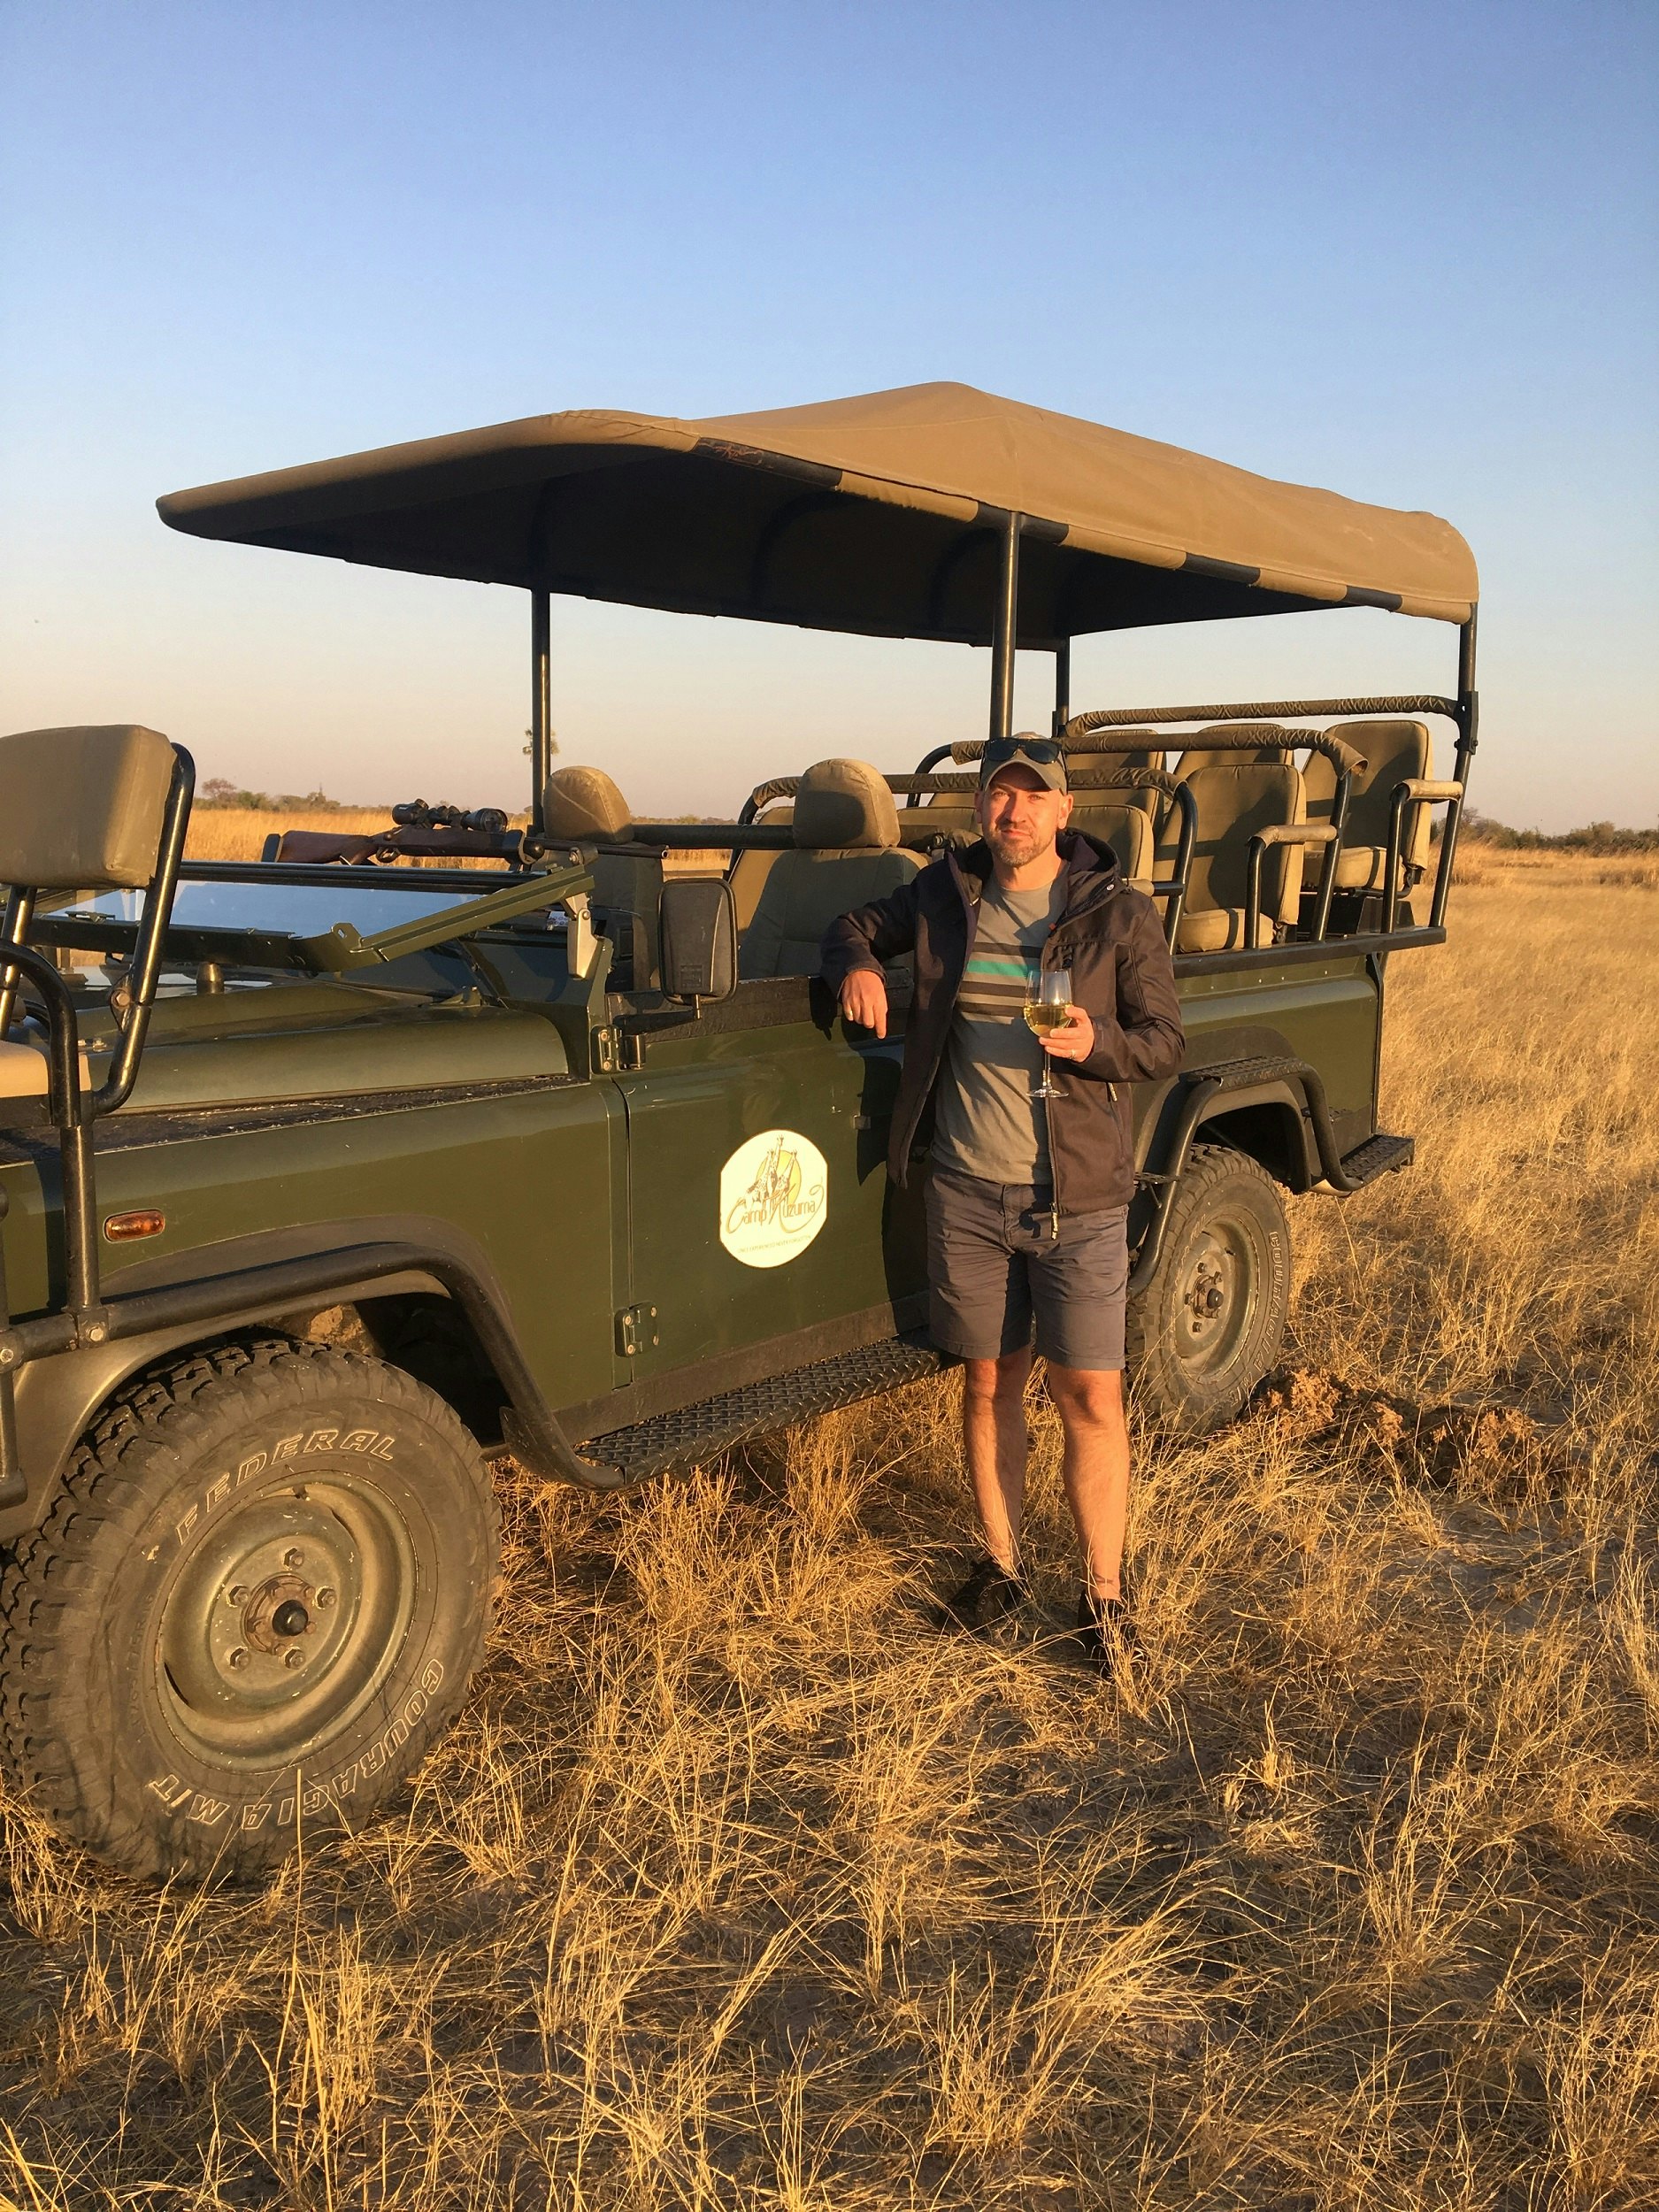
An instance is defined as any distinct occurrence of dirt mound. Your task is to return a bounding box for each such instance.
[1254,1367,1558,1496]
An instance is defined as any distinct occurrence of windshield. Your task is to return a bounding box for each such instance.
[58,875,507,941]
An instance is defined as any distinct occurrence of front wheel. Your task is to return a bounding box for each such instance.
[1125,1143,1290,1436]
[0,1339,499,1880]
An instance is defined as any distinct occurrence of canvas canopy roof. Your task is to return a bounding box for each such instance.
[158,381,1477,645]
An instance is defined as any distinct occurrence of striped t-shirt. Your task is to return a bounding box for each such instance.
[933,874,1068,1186]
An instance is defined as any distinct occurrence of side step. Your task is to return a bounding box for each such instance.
[585,1335,950,1483]
[1337,1133,1415,1187]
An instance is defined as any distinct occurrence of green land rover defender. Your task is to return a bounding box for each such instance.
[0,383,1479,1878]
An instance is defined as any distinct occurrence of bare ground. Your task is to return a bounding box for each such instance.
[0,849,1655,2209]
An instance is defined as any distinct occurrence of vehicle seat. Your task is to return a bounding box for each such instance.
[1303,720,1432,891]
[1068,802,1155,891]
[1065,734,1167,819]
[0,725,178,1078]
[740,757,920,979]
[1170,760,1306,951]
[727,805,790,932]
[1173,722,1294,780]
[0,725,177,893]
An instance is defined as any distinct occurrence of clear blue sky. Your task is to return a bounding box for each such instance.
[3,0,1654,826]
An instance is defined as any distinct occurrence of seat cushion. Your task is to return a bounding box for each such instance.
[1333,843,1387,892]
[741,848,920,978]
[0,726,175,891]
[0,1039,49,1098]
[1174,906,1276,953]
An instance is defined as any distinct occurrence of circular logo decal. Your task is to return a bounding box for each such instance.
[719,1129,829,1269]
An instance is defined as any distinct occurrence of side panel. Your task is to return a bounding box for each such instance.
[615,988,926,1378]
[1174,957,1380,1149]
[0,1083,623,1412]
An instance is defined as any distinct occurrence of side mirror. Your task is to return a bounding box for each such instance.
[658,877,737,1004]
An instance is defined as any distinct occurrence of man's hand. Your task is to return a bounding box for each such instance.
[839,969,889,1038]
[1040,1007,1095,1061]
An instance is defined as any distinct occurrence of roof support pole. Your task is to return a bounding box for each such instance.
[1051,638,1071,741]
[1432,608,1479,928]
[530,588,552,835]
[987,511,1023,741]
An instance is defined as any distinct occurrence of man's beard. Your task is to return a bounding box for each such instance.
[986,822,1054,868]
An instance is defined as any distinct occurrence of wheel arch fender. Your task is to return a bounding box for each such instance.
[1,1214,545,1543]
[1191,1084,1317,1193]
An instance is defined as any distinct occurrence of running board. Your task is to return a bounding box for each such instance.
[585,1334,949,1482]
[1337,1133,1415,1187]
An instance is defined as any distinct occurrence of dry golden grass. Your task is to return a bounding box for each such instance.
[2,856,1655,2208]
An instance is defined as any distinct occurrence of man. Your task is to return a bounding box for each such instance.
[819,734,1184,1671]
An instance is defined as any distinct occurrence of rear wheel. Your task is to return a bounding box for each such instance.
[0,1339,498,1881]
[1125,1143,1290,1435]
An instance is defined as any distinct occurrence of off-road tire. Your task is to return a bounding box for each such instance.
[1125,1143,1290,1436]
[0,1338,498,1881]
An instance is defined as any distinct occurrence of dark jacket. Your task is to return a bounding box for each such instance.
[819,831,1185,1214]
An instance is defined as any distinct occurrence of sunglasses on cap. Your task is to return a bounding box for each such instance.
[979,734,1069,789]
[982,735,1064,766]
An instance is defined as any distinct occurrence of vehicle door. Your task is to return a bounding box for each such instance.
[611,974,926,1382]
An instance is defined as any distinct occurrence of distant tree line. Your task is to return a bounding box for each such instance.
[197,778,348,811]
[1456,810,1659,853]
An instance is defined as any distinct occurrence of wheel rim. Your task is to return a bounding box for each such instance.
[1171,1208,1266,1385]
[157,1474,417,1766]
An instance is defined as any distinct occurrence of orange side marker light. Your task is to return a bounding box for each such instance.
[104,1210,165,1242]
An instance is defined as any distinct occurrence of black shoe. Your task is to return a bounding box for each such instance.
[937,1555,1030,1641]
[1076,1590,1138,1678]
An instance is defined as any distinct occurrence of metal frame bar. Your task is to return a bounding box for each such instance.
[530,588,552,835]
[1382,779,1464,933]
[1060,694,1461,734]
[1244,823,1339,949]
[0,944,99,1320]
[0,889,38,1041]
[1433,612,1479,927]
[96,749,195,1115]
[987,511,1022,741]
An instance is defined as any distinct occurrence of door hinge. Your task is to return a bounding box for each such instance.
[592,1026,645,1073]
[615,1303,660,1356]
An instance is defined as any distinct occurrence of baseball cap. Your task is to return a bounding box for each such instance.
[979,733,1069,794]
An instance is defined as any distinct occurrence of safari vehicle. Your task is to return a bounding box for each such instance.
[0,384,1479,1878]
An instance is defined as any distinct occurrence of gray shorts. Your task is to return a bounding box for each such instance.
[925,1163,1129,1371]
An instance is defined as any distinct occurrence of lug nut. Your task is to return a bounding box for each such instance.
[284,1648,305,1671]
[228,1647,250,1670]
[283,1548,303,1569]
[228,1586,249,1605]
[315,1587,336,1609]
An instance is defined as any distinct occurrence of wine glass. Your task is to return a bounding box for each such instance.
[1025,967,1073,1099]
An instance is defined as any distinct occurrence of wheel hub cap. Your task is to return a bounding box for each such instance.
[157,1478,415,1768]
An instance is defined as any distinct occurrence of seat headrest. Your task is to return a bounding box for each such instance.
[0,725,177,892]
[1326,719,1425,773]
[793,758,899,851]
[542,765,632,843]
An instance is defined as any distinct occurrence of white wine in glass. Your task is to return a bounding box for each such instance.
[1026,968,1072,1098]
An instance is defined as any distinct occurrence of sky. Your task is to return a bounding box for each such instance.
[2,0,1655,829]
